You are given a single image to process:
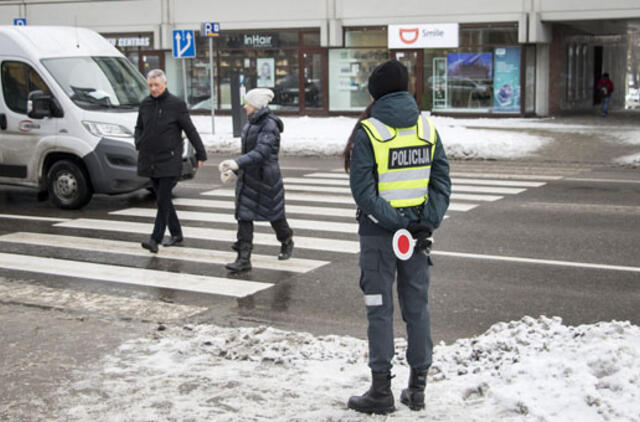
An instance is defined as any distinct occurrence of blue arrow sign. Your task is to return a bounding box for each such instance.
[201,22,220,37]
[13,18,27,26]
[172,29,196,58]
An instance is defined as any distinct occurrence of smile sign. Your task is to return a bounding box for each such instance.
[389,23,459,49]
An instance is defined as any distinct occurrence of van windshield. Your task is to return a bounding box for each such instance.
[41,56,147,110]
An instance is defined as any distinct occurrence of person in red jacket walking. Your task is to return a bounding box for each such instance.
[596,73,614,117]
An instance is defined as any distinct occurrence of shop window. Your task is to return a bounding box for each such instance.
[302,31,321,46]
[567,45,574,101]
[460,25,518,46]
[344,27,387,47]
[423,46,521,114]
[329,48,388,111]
[217,49,299,111]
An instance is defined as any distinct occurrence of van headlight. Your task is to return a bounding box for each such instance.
[82,121,133,138]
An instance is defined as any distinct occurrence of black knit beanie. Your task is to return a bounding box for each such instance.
[368,60,409,100]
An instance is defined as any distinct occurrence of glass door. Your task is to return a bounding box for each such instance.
[139,51,165,76]
[391,49,423,107]
[300,49,327,113]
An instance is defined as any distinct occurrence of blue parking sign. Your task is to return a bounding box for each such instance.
[172,30,196,58]
[13,18,27,26]
[201,22,220,37]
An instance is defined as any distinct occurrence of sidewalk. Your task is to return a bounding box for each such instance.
[191,110,640,167]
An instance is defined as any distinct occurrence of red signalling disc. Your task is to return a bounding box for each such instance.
[393,229,415,260]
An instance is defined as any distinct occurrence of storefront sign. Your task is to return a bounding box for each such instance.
[244,34,278,48]
[388,23,458,49]
[493,47,521,112]
[105,36,151,48]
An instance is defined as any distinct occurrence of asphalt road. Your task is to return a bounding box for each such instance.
[0,156,638,343]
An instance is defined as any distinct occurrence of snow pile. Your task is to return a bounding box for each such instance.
[192,115,550,160]
[53,316,640,421]
[614,152,640,167]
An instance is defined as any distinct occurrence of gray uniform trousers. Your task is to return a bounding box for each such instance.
[359,233,433,373]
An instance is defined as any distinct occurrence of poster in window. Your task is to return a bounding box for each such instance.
[493,47,521,112]
[257,58,275,88]
[446,52,493,108]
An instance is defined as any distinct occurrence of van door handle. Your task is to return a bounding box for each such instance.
[0,113,6,130]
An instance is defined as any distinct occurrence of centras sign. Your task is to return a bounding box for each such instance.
[388,23,459,49]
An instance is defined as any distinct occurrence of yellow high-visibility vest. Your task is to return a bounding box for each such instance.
[361,114,437,208]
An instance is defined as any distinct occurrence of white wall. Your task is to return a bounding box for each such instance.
[536,0,640,20]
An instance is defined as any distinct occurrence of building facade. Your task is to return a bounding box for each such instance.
[2,0,639,116]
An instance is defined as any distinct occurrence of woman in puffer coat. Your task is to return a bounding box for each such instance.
[218,88,293,272]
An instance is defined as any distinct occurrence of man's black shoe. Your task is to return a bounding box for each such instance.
[141,238,159,253]
[162,235,184,247]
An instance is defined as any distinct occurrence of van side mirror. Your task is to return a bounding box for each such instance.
[27,90,63,119]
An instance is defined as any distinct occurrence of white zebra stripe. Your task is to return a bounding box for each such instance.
[0,252,272,298]
[111,208,359,234]
[54,219,361,254]
[184,194,475,212]
[298,174,546,188]
[201,188,502,203]
[0,232,328,273]
[173,198,355,217]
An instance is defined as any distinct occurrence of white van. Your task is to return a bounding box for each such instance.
[0,26,199,209]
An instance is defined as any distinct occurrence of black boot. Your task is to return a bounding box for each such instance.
[347,371,395,415]
[400,368,428,411]
[278,238,294,260]
[225,242,252,272]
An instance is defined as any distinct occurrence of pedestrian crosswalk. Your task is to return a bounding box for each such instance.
[0,168,553,313]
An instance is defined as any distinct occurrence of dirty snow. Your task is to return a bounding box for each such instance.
[53,316,640,421]
[193,115,552,160]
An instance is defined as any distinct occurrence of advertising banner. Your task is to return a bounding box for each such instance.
[388,23,459,49]
[257,58,275,88]
[445,52,493,108]
[493,47,521,112]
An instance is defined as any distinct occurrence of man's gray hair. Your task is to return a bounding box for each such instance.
[147,69,167,82]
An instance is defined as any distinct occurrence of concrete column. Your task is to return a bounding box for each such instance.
[535,43,550,116]
[159,0,171,50]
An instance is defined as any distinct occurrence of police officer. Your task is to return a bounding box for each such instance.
[344,60,451,414]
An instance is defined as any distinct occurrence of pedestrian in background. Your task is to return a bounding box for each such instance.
[219,88,293,272]
[596,72,614,117]
[344,60,451,415]
[134,69,207,253]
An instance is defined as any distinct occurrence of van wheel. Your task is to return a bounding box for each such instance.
[47,160,93,209]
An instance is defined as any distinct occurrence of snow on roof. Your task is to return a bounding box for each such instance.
[0,25,120,59]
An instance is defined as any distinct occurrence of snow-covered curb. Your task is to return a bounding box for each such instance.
[193,115,551,160]
[54,316,640,421]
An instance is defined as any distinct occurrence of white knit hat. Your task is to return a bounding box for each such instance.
[244,88,274,109]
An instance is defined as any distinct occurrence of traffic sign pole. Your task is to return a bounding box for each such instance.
[209,36,215,134]
[182,60,188,105]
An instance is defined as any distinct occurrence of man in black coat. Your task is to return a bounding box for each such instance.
[134,69,207,253]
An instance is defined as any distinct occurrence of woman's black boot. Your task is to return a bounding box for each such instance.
[225,242,252,272]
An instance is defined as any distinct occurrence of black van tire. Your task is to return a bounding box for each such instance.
[47,160,93,209]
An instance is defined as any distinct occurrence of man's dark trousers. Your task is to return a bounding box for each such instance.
[151,176,181,242]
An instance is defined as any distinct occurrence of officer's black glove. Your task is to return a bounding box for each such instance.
[407,222,433,252]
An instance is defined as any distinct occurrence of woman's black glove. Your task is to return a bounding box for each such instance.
[407,222,433,252]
